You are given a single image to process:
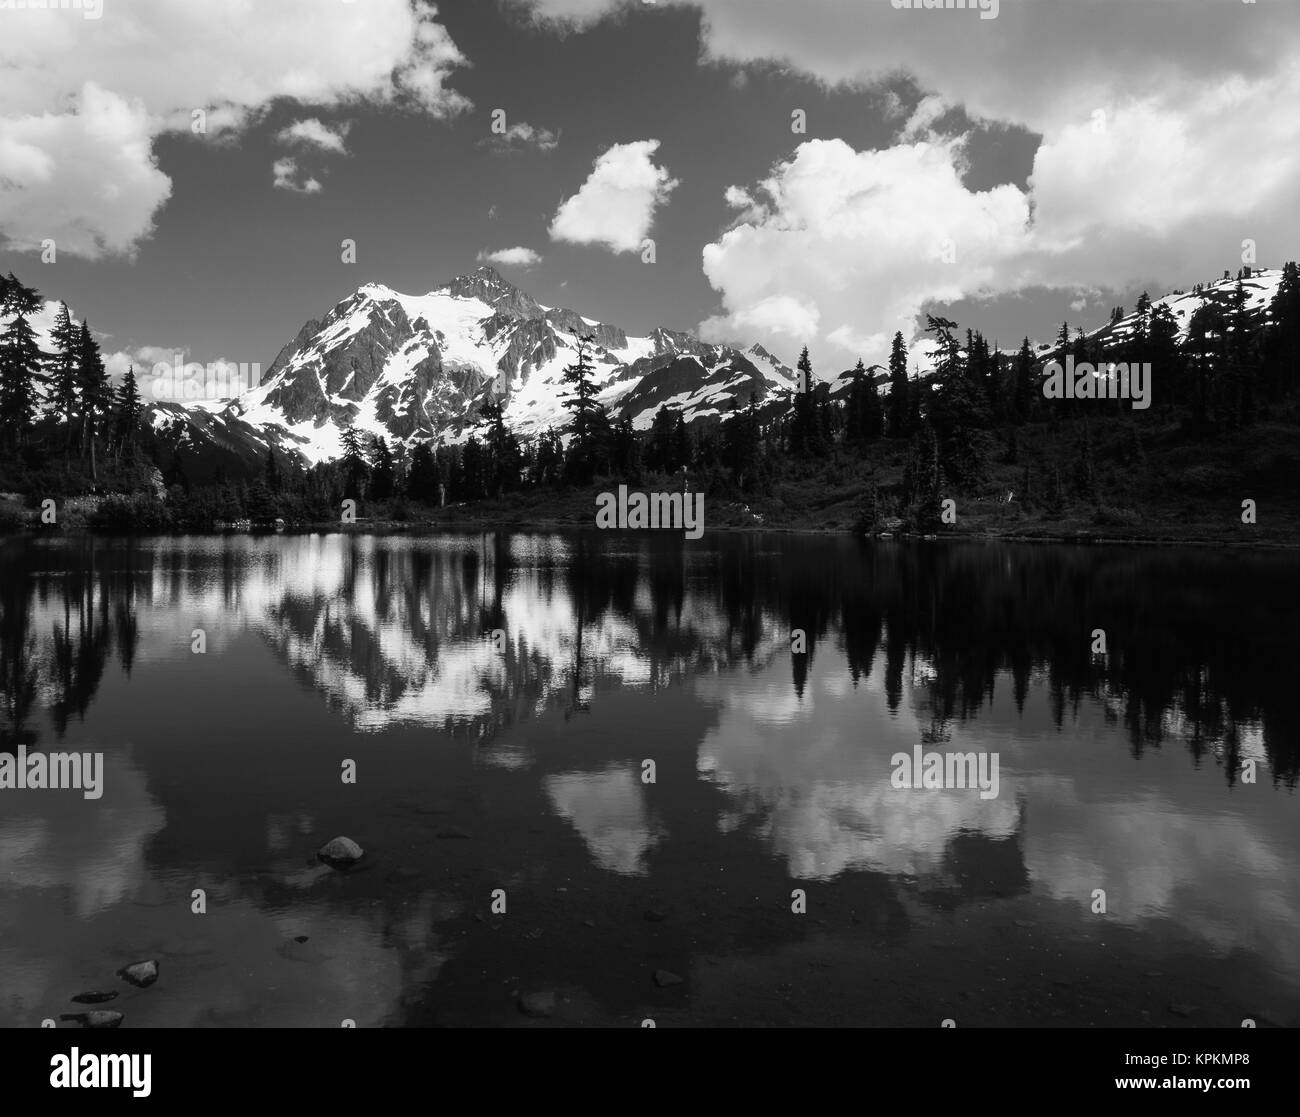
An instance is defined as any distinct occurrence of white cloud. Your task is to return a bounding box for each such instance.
[272,158,322,195]
[549,139,680,254]
[0,83,171,259]
[527,0,1300,361]
[102,345,260,400]
[482,121,559,153]
[701,138,1030,366]
[0,0,469,258]
[277,118,351,155]
[477,246,543,269]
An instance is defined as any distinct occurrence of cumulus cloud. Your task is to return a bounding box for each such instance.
[101,345,261,401]
[477,246,543,269]
[0,84,171,259]
[701,138,1030,365]
[276,118,351,155]
[272,158,322,195]
[0,0,469,258]
[549,139,680,254]
[525,0,1300,363]
[481,121,560,153]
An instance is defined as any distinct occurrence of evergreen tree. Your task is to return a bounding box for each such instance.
[647,405,689,473]
[114,366,143,457]
[459,435,485,499]
[479,399,522,495]
[789,346,827,456]
[406,442,439,503]
[47,301,80,441]
[560,333,609,482]
[722,393,763,491]
[76,322,110,480]
[533,429,564,487]
[926,314,987,491]
[1265,261,1300,400]
[609,415,639,480]
[844,360,885,450]
[1148,302,1180,413]
[339,426,369,500]
[369,435,395,500]
[1012,337,1036,422]
[264,446,282,493]
[887,332,912,438]
[0,276,45,449]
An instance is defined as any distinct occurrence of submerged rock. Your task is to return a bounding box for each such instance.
[61,1010,124,1029]
[653,970,684,988]
[116,960,159,988]
[317,836,364,867]
[518,991,556,1018]
[71,991,119,1005]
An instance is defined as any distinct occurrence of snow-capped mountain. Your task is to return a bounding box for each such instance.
[1039,267,1285,357]
[154,266,799,470]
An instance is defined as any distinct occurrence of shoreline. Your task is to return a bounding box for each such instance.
[3,518,1299,550]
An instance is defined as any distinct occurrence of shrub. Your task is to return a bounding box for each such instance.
[0,502,29,533]
[88,494,173,532]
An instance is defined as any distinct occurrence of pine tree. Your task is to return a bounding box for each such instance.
[533,429,564,487]
[479,398,522,495]
[114,365,143,457]
[0,276,45,449]
[76,322,110,480]
[369,435,395,500]
[1265,261,1300,400]
[1013,337,1036,422]
[264,446,282,493]
[560,333,607,482]
[339,426,369,500]
[887,332,911,438]
[406,442,439,503]
[459,435,485,499]
[845,360,866,447]
[788,346,821,457]
[723,392,762,491]
[47,301,80,443]
[926,315,987,492]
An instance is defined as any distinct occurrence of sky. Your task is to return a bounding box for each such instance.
[1,0,1298,387]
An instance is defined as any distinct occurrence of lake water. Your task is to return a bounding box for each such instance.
[1,532,1297,1028]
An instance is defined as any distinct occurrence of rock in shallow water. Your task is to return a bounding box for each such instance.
[116,960,159,988]
[317,836,364,867]
[518,991,556,1018]
[71,991,119,1005]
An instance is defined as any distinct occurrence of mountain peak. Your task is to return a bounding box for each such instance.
[438,265,543,320]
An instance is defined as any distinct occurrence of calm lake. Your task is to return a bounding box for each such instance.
[1,532,1297,1028]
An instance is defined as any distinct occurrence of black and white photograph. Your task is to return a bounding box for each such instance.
[0,0,1295,1088]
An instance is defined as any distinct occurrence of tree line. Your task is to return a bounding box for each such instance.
[3,261,1299,531]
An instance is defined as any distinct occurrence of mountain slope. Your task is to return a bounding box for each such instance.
[184,266,799,469]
